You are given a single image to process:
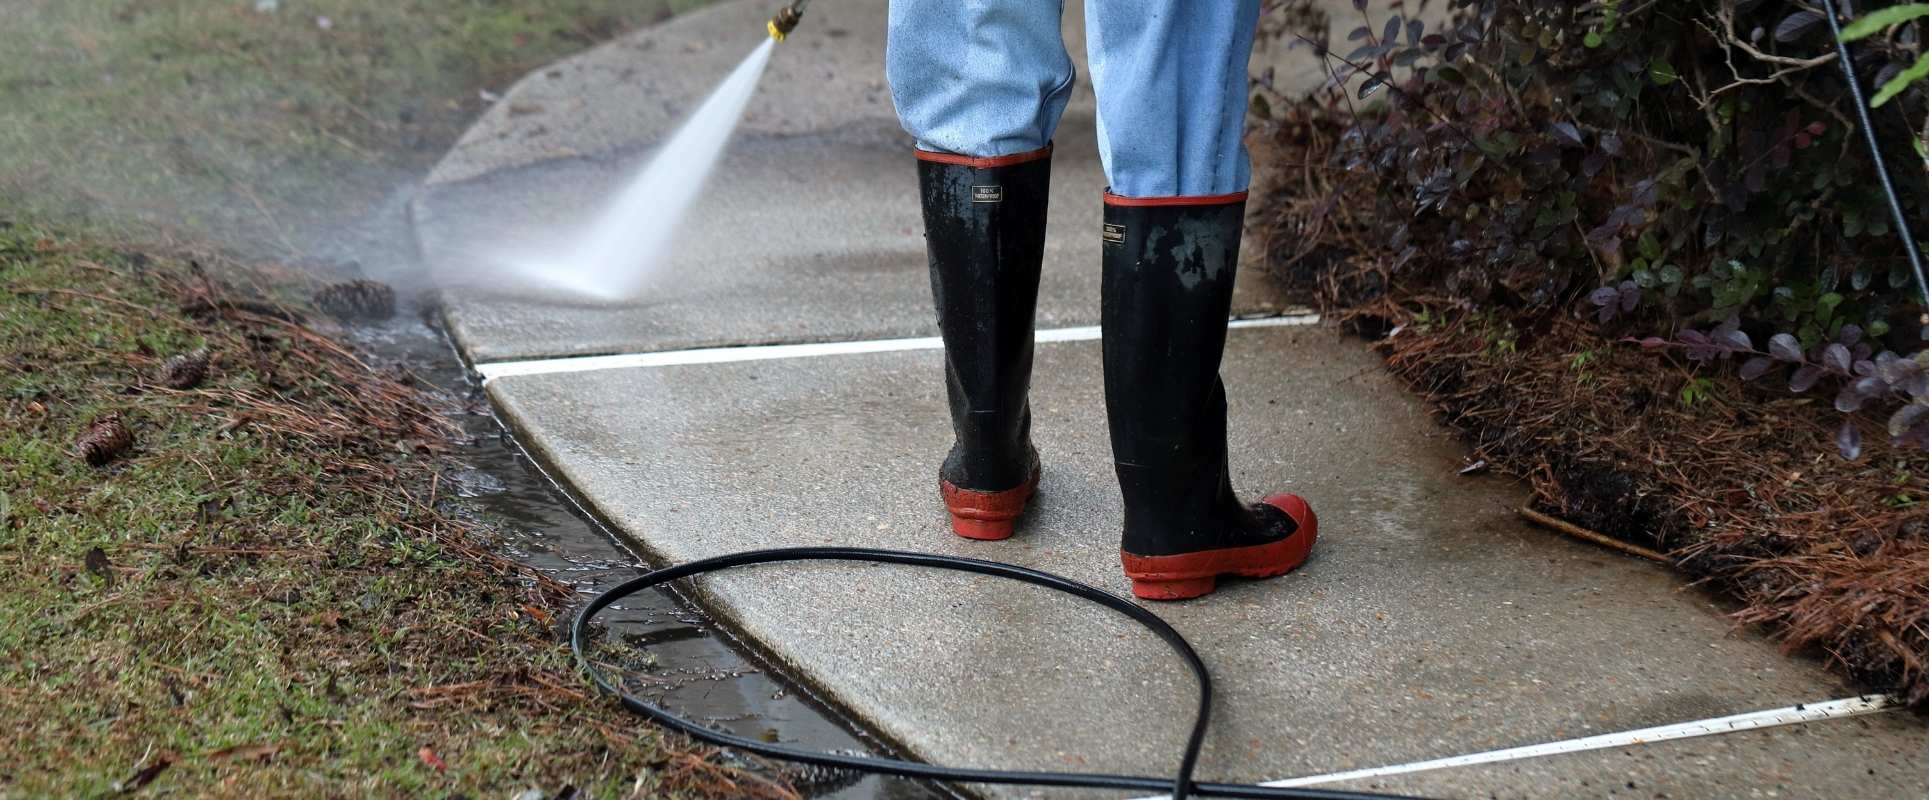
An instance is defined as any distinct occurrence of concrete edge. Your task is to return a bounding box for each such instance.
[476,378,977,797]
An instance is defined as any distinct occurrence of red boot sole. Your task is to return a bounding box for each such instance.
[940,466,1041,541]
[1121,493,1318,600]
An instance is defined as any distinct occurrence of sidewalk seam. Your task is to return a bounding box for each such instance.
[472,313,1322,382]
[1126,694,1901,799]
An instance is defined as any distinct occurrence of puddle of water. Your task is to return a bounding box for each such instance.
[343,312,945,800]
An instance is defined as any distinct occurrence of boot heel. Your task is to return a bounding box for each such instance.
[940,467,1040,542]
[1128,575,1217,601]
[948,514,1017,541]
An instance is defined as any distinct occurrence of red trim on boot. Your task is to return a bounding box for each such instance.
[1102,190,1249,207]
[1120,493,1318,601]
[940,466,1041,541]
[916,145,1054,169]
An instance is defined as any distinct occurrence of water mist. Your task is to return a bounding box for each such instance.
[481,38,777,305]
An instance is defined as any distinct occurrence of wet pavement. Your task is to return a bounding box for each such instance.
[475,323,1929,799]
[347,315,942,799]
[405,0,1929,797]
[417,118,1295,363]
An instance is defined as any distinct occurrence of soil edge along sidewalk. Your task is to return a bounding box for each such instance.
[0,228,783,798]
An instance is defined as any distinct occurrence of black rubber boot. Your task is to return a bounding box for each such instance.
[1100,193,1318,599]
[918,146,1051,540]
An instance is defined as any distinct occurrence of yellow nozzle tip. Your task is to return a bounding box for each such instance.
[767,20,786,41]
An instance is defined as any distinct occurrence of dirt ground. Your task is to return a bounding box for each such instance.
[0,2,810,795]
[0,229,805,797]
[1251,111,1929,707]
[0,227,823,797]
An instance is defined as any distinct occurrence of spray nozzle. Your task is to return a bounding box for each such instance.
[767,0,808,41]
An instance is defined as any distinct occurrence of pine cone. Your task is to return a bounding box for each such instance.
[158,348,210,389]
[312,279,396,320]
[76,414,134,466]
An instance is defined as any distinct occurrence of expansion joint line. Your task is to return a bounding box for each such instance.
[472,313,1322,382]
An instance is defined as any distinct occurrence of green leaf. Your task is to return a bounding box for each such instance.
[1871,53,1929,107]
[1647,57,1679,86]
[1840,3,1929,41]
[1638,232,1661,261]
[1584,30,1604,48]
[1819,291,1845,310]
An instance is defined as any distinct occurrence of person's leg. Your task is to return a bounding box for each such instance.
[1087,0,1317,599]
[886,2,1071,540]
[1084,0,1257,198]
[886,1,1075,158]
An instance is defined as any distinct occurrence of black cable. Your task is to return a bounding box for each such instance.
[1820,0,1929,314]
[572,547,1419,800]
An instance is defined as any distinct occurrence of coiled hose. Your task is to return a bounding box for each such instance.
[572,547,1417,800]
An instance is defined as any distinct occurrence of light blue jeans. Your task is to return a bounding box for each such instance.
[885,0,1260,198]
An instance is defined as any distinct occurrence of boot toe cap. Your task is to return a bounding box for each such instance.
[1260,493,1318,539]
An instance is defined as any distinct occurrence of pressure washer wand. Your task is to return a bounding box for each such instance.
[768,0,811,42]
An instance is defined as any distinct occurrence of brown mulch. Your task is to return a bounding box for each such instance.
[1250,112,1929,707]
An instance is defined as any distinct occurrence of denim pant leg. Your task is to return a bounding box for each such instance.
[885,1,1076,158]
[1085,0,1260,198]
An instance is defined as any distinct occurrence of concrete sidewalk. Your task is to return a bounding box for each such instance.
[411,2,1929,797]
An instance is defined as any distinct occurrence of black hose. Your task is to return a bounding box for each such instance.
[1820,0,1929,314]
[572,547,1419,800]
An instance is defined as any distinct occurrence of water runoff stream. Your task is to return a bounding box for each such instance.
[318,33,953,799]
[340,313,943,800]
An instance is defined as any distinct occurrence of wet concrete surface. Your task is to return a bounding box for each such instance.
[422,0,1430,186]
[426,0,917,186]
[482,326,1929,798]
[410,0,1364,364]
[1326,714,1927,799]
[344,315,942,800]
[417,119,1293,363]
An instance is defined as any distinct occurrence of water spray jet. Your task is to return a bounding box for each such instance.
[445,0,817,307]
[460,40,777,305]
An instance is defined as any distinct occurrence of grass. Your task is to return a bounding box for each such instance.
[0,4,795,794]
[0,0,712,254]
[0,228,788,798]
